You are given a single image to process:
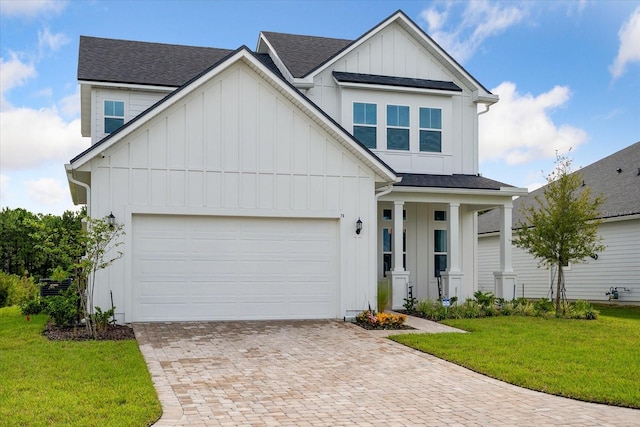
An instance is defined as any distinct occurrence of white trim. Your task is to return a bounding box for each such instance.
[78,80,177,92]
[333,78,462,97]
[71,49,397,184]
[305,11,496,100]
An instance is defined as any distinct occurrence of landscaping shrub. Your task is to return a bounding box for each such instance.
[355,309,407,329]
[20,298,47,316]
[407,295,599,322]
[92,306,116,332]
[0,272,38,308]
[45,286,80,328]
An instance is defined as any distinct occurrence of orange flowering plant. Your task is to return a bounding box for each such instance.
[355,309,407,329]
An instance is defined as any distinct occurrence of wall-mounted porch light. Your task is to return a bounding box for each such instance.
[356,218,363,235]
[107,212,116,228]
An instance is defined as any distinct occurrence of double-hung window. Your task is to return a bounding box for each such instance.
[419,107,442,152]
[386,105,410,150]
[104,100,125,134]
[353,102,377,149]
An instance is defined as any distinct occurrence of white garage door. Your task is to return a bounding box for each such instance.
[132,215,339,321]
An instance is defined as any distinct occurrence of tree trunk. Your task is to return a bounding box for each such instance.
[556,262,562,317]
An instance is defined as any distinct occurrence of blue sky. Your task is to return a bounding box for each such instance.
[1,0,639,215]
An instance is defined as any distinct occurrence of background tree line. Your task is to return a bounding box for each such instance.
[0,207,85,279]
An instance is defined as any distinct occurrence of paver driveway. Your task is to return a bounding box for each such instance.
[134,320,638,426]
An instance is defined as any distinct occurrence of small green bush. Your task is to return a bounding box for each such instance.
[20,298,47,315]
[93,306,116,331]
[0,272,38,308]
[45,286,80,327]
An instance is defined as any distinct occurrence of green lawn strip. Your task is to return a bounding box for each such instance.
[0,306,162,427]
[391,306,640,408]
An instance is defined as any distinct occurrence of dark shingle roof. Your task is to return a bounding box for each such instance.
[396,173,513,190]
[333,71,462,91]
[478,142,640,234]
[260,31,352,78]
[78,36,233,86]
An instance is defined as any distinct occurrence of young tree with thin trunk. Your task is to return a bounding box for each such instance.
[514,152,605,316]
[75,217,124,338]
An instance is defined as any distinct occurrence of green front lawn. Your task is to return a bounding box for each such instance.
[0,306,162,426]
[391,304,640,408]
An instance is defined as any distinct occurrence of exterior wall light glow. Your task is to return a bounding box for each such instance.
[107,212,116,227]
[356,218,363,235]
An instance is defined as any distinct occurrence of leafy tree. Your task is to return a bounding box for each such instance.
[75,216,124,338]
[514,152,605,316]
[0,208,85,279]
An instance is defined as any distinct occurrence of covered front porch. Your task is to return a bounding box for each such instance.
[375,174,527,309]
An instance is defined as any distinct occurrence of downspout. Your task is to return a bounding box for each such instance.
[375,184,394,199]
[477,103,491,116]
[65,164,91,217]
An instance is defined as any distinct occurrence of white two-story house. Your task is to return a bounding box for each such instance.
[66,10,526,323]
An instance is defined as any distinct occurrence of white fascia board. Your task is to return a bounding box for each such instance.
[71,51,250,169]
[332,78,462,97]
[306,11,493,99]
[77,80,177,93]
[255,33,295,84]
[472,90,499,105]
[391,185,527,197]
[71,48,397,184]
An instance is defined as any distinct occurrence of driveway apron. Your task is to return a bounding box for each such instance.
[133,320,638,426]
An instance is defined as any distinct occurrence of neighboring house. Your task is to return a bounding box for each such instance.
[66,10,526,323]
[478,142,640,303]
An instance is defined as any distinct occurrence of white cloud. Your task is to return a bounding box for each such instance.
[610,6,640,79]
[0,53,37,109]
[38,27,70,53]
[58,87,80,118]
[0,0,67,18]
[419,1,526,63]
[25,177,68,206]
[479,81,587,165]
[0,107,88,170]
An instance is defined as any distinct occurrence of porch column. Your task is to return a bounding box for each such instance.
[494,203,517,299]
[391,200,410,310]
[442,203,463,300]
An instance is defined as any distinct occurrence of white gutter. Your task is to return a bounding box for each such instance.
[375,184,394,198]
[65,164,91,214]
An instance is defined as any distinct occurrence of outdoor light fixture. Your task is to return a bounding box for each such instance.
[107,212,116,228]
[356,218,363,235]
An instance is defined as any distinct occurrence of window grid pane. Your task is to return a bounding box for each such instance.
[387,105,409,127]
[420,130,442,152]
[354,126,376,149]
[354,102,376,125]
[387,128,409,150]
[435,230,447,253]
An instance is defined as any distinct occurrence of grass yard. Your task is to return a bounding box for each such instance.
[0,306,162,427]
[391,304,640,408]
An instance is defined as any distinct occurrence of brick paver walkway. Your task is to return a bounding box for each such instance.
[133,320,638,426]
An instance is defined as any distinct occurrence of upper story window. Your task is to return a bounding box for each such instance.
[104,100,125,134]
[386,105,409,150]
[353,102,377,149]
[419,107,442,152]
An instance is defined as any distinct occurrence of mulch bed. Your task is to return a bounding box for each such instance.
[44,323,136,341]
[353,321,414,331]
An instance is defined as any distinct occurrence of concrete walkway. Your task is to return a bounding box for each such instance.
[134,319,638,426]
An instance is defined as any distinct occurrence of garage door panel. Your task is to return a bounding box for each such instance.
[132,215,338,321]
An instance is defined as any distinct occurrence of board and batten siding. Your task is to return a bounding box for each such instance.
[306,21,478,175]
[92,88,170,144]
[89,60,381,322]
[478,218,640,302]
